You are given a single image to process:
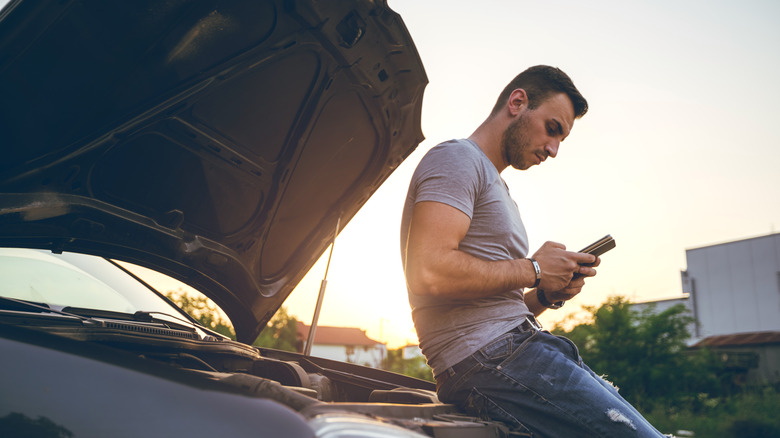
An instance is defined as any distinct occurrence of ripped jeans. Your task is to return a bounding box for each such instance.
[435,324,668,437]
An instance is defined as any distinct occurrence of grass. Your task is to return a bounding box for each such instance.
[642,386,780,437]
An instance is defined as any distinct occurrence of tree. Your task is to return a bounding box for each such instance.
[252,307,300,352]
[164,289,300,352]
[552,296,722,409]
[164,289,236,339]
[382,347,434,382]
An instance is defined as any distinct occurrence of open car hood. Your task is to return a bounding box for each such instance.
[0,0,426,343]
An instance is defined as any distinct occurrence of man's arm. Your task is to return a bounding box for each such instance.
[403,201,597,300]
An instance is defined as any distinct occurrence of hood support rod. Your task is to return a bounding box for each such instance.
[304,216,340,356]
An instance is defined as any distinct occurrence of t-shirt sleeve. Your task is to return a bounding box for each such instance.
[411,141,482,219]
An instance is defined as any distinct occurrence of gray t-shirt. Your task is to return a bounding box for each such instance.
[400,138,534,376]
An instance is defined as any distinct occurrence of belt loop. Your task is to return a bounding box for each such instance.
[526,315,543,330]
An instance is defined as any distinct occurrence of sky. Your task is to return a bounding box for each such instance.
[6,0,775,350]
[282,0,780,348]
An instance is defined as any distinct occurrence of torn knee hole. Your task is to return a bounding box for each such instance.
[606,408,637,431]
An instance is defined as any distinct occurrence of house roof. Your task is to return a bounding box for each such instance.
[296,322,383,347]
[692,331,780,348]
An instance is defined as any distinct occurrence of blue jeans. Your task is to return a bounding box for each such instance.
[435,324,669,437]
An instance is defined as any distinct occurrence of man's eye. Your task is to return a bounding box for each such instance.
[547,122,562,137]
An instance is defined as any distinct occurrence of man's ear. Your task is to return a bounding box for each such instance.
[508,88,528,116]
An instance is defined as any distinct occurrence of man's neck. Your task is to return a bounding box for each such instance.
[468,118,509,173]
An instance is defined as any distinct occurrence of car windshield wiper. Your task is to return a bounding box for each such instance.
[0,297,210,341]
[0,297,198,333]
[0,296,91,322]
[61,307,198,333]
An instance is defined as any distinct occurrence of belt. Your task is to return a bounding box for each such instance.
[522,315,543,331]
[435,316,540,391]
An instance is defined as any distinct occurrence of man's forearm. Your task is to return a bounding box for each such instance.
[405,249,538,299]
[523,288,548,317]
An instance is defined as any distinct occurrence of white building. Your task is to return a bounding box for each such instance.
[297,322,386,368]
[635,233,780,384]
[682,233,780,340]
[401,344,423,360]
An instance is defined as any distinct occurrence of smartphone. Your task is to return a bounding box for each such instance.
[579,234,616,257]
[573,235,615,278]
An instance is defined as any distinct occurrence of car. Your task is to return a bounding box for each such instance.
[0,1,521,436]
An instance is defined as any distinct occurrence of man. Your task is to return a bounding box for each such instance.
[401,66,666,437]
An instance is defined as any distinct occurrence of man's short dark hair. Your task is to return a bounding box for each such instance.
[490,65,588,118]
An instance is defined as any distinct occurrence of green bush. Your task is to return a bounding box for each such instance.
[553,296,724,410]
[382,348,434,382]
[553,296,779,436]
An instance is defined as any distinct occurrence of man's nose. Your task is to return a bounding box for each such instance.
[545,141,560,158]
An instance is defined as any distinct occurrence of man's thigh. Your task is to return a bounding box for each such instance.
[441,329,665,437]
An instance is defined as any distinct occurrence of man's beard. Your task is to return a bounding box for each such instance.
[501,112,533,170]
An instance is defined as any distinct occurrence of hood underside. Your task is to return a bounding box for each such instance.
[0,0,426,342]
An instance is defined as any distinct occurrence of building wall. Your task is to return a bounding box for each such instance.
[308,344,386,368]
[706,344,780,385]
[630,297,691,315]
[683,233,780,340]
[755,344,780,384]
[630,296,697,344]
[402,344,422,360]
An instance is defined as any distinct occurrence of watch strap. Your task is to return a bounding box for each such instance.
[537,288,564,309]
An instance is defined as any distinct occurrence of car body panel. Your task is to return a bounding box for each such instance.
[0,323,316,437]
[0,0,426,343]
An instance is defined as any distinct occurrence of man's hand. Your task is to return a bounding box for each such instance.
[524,244,599,315]
[546,272,590,302]
[531,241,598,292]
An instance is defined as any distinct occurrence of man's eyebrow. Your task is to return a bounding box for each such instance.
[551,118,572,141]
[551,119,564,136]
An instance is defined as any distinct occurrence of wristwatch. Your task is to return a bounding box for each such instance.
[537,288,564,309]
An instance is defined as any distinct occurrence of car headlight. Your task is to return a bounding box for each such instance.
[309,413,429,438]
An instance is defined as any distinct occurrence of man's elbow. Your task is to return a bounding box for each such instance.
[405,266,447,297]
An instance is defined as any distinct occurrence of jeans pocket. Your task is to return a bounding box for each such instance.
[480,332,514,361]
[464,387,533,435]
[495,329,538,370]
[481,327,538,363]
[553,334,583,365]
